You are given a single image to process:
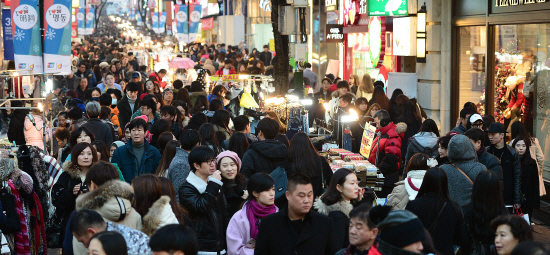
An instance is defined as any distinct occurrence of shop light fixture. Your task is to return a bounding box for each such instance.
[301,99,313,105]
[416,2,427,63]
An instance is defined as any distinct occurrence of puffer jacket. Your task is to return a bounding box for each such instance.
[75,180,142,229]
[142,196,179,236]
[240,140,289,177]
[368,122,407,197]
[387,170,426,210]
[404,132,439,167]
[440,135,487,206]
[313,199,354,249]
[179,171,227,252]
[487,144,522,205]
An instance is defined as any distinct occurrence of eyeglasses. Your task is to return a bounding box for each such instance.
[205,159,216,165]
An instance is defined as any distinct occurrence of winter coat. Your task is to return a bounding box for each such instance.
[213,124,231,141]
[74,69,97,87]
[142,196,179,236]
[355,89,373,102]
[284,155,333,200]
[477,148,503,185]
[111,139,162,183]
[406,193,470,255]
[24,114,48,151]
[222,180,248,218]
[404,132,439,168]
[335,245,371,255]
[76,86,90,101]
[117,95,141,130]
[487,144,522,205]
[215,67,237,76]
[82,118,114,146]
[510,137,546,196]
[368,122,407,197]
[254,207,340,255]
[387,170,426,210]
[71,117,87,132]
[241,140,289,177]
[397,115,421,160]
[75,180,142,229]
[440,135,487,206]
[519,157,540,211]
[190,91,208,106]
[313,199,354,249]
[8,109,28,146]
[451,123,467,134]
[367,240,422,255]
[226,202,279,255]
[179,171,227,252]
[167,148,191,202]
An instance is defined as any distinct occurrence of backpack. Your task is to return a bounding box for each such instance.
[270,165,287,199]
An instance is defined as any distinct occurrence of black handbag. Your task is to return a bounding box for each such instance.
[0,190,21,234]
[46,214,64,248]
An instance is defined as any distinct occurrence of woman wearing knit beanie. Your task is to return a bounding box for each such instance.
[216,151,248,217]
[368,206,426,254]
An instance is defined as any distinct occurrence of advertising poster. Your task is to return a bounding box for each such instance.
[11,0,43,72]
[85,7,94,34]
[159,11,166,33]
[368,0,408,16]
[3,9,14,60]
[76,7,84,34]
[43,0,72,74]
[136,11,143,26]
[188,3,201,42]
[152,11,159,33]
[175,4,188,42]
[359,124,377,158]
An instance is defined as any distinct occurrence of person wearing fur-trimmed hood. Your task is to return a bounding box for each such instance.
[313,169,360,249]
[387,154,435,210]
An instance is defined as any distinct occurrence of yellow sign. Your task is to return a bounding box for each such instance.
[269,39,275,52]
[359,124,377,158]
[211,74,241,82]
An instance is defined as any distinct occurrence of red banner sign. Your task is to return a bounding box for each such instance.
[202,17,213,30]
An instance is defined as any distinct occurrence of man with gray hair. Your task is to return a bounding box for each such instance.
[82,101,114,145]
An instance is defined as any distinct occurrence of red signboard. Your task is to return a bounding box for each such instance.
[72,21,77,38]
[202,17,213,30]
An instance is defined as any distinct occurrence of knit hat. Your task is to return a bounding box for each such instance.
[377,209,426,248]
[134,115,148,123]
[200,57,207,64]
[99,62,109,69]
[447,134,476,162]
[163,88,173,97]
[216,150,242,170]
[111,141,125,148]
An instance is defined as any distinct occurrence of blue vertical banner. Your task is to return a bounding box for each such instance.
[152,11,159,33]
[2,9,14,60]
[175,4,188,42]
[188,3,201,42]
[159,11,166,33]
[136,11,143,25]
[85,7,94,34]
[43,0,72,74]
[11,0,43,73]
[77,7,84,34]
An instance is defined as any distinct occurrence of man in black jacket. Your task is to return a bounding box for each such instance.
[117,82,141,130]
[260,45,272,66]
[82,101,114,146]
[486,122,522,208]
[240,117,288,177]
[465,128,503,181]
[255,174,339,255]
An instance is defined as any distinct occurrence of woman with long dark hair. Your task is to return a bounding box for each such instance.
[212,109,232,141]
[463,170,508,254]
[228,132,249,159]
[156,140,181,178]
[216,151,247,217]
[132,174,180,236]
[512,136,540,222]
[172,100,190,127]
[404,119,441,167]
[157,177,191,226]
[387,153,432,210]
[284,133,333,199]
[398,101,423,159]
[199,123,224,154]
[89,231,128,255]
[406,167,470,255]
[313,168,359,249]
[185,112,208,131]
[176,87,192,107]
[368,86,390,111]
[510,121,546,197]
[389,89,403,123]
[208,85,227,107]
[190,95,209,115]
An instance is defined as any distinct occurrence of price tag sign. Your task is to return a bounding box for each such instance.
[45,4,70,29]
[13,4,38,30]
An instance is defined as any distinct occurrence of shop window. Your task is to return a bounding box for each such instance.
[493,24,550,178]
[457,26,486,115]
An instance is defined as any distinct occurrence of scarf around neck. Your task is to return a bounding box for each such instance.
[246,199,276,240]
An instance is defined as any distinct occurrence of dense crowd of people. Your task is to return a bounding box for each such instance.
[1,18,547,255]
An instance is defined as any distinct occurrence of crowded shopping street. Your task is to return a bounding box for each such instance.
[1,0,550,254]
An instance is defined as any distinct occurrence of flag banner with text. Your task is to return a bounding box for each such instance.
[152,11,159,33]
[43,0,72,74]
[188,3,201,42]
[85,7,94,34]
[11,0,43,72]
[159,11,166,33]
[3,9,14,60]
[76,7,84,34]
[175,4,188,42]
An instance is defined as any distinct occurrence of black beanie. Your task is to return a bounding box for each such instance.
[377,210,426,248]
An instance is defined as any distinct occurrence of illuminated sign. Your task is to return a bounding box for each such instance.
[392,17,416,56]
[326,24,344,43]
[326,0,337,11]
[368,0,408,16]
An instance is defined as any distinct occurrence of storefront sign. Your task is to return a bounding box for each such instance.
[202,17,213,30]
[211,74,241,81]
[393,17,416,56]
[368,0,408,16]
[3,9,14,60]
[495,0,546,7]
[326,24,344,43]
[347,17,386,68]
[326,0,337,11]
[260,0,271,11]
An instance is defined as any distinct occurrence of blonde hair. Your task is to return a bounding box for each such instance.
[359,73,374,93]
